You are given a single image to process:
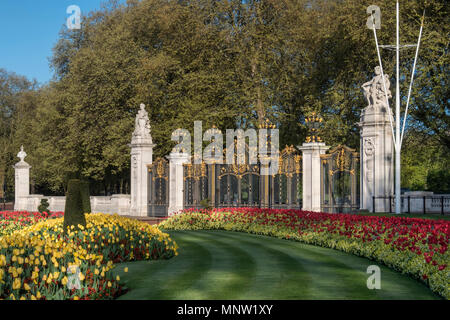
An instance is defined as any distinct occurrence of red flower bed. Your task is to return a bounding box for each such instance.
[0,211,64,236]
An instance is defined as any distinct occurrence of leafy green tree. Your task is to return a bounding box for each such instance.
[1,0,447,196]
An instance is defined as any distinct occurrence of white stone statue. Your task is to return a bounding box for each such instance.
[17,145,27,162]
[362,66,392,111]
[133,103,152,139]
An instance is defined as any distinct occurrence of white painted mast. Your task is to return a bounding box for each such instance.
[395,1,401,214]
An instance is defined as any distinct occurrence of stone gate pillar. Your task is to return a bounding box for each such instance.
[130,104,155,217]
[359,67,394,212]
[299,142,330,212]
[13,146,31,211]
[168,152,190,216]
[359,109,394,212]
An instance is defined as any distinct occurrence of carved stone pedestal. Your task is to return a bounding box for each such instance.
[359,108,394,212]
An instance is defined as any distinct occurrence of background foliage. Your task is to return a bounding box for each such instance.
[0,0,448,196]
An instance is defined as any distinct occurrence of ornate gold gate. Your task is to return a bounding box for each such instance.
[148,157,169,217]
[182,145,302,209]
[320,145,360,213]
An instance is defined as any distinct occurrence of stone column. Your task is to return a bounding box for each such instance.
[130,104,155,217]
[13,146,31,211]
[168,152,190,216]
[299,142,329,212]
[359,108,394,212]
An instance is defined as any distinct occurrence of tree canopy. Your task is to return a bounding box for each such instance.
[0,0,448,196]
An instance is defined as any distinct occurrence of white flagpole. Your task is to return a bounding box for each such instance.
[395,1,401,214]
[400,12,425,146]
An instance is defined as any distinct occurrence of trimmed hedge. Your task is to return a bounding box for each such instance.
[63,179,86,232]
[80,180,91,214]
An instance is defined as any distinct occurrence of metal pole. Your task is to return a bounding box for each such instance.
[372,196,375,213]
[395,1,401,214]
[400,12,425,146]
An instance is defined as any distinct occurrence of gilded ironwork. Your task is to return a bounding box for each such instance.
[321,145,356,176]
[148,157,169,217]
[179,143,304,210]
[184,162,207,181]
[320,145,360,213]
[278,145,301,178]
[148,158,169,180]
[305,112,323,143]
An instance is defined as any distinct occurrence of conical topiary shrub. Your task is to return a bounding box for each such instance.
[63,179,86,233]
[38,198,50,214]
[80,180,91,214]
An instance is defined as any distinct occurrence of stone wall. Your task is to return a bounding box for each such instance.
[20,194,131,215]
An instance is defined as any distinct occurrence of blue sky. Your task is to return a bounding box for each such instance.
[0,0,123,85]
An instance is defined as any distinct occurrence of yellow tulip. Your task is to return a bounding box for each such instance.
[12,278,21,290]
[0,255,6,267]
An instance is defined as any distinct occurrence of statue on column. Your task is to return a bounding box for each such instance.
[17,145,27,162]
[132,103,152,141]
[362,66,392,112]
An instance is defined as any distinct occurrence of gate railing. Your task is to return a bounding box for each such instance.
[148,157,169,217]
[373,195,450,215]
[320,145,360,213]
[182,145,302,210]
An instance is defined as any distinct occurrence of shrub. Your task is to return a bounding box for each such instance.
[38,199,50,214]
[199,198,212,211]
[427,168,450,194]
[63,179,86,232]
[80,181,91,214]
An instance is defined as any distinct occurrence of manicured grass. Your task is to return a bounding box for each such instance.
[356,212,450,221]
[114,230,441,300]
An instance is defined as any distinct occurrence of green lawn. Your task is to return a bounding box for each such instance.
[114,230,441,300]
